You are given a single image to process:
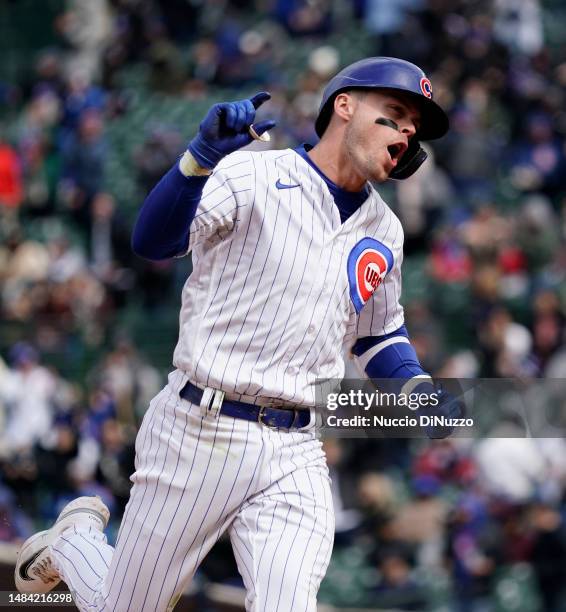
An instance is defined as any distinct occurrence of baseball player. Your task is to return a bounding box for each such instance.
[15,57,461,611]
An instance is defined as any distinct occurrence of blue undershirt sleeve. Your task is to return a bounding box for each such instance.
[354,328,465,440]
[352,325,432,389]
[131,163,209,260]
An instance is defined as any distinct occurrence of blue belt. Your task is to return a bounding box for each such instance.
[179,381,311,430]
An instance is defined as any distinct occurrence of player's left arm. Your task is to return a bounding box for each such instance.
[352,328,465,439]
[352,232,463,438]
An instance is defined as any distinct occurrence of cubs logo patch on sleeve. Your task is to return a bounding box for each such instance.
[347,237,394,313]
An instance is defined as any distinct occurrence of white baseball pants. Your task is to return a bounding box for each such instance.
[49,370,335,611]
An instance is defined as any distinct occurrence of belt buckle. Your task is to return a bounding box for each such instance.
[258,406,280,429]
[258,406,301,430]
[290,408,303,429]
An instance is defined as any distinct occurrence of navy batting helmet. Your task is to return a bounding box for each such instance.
[315,57,449,179]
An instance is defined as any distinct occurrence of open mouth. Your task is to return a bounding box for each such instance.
[387,143,404,162]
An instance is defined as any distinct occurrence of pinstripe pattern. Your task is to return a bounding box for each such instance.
[47,144,405,611]
[49,370,331,612]
[229,432,333,612]
[173,148,404,406]
[50,527,112,611]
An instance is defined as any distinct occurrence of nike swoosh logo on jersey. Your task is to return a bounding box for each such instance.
[275,179,300,190]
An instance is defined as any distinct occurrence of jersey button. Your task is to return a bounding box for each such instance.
[307,325,315,334]
[287,366,298,375]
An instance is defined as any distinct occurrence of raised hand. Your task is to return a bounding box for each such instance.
[188,92,276,169]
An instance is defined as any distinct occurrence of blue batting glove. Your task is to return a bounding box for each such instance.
[413,382,466,440]
[187,92,276,169]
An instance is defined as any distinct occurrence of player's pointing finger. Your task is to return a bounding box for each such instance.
[250,91,271,109]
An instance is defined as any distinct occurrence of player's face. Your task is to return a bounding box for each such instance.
[343,90,421,183]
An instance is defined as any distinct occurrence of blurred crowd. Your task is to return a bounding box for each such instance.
[0,339,160,540]
[1,0,566,609]
[315,431,566,611]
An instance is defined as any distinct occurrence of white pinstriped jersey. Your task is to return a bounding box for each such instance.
[172,148,405,407]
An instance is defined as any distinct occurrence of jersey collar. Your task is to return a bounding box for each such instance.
[294,144,369,224]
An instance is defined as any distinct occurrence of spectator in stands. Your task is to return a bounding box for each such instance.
[274,0,333,36]
[26,49,65,100]
[0,343,55,457]
[528,290,565,375]
[89,191,135,308]
[83,388,116,443]
[95,340,161,424]
[0,484,33,542]
[528,502,566,612]
[34,421,79,499]
[0,135,23,211]
[95,419,135,515]
[507,112,566,199]
[387,475,448,567]
[56,0,114,82]
[475,423,549,502]
[493,0,544,58]
[364,0,425,57]
[371,545,428,611]
[446,493,499,612]
[60,108,107,228]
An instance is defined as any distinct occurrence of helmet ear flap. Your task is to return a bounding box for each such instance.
[388,140,428,180]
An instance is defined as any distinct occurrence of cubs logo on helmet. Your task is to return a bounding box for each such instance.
[420,77,432,98]
[347,237,394,313]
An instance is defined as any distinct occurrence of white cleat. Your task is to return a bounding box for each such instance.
[15,496,109,593]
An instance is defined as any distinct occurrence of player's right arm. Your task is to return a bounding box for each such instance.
[131,93,275,260]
